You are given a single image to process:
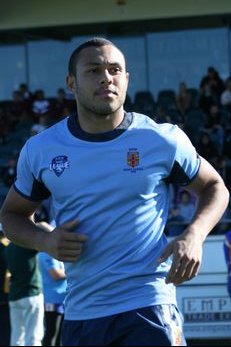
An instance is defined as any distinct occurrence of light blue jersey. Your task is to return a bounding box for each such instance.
[14,112,200,320]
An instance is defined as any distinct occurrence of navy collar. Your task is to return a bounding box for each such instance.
[67,112,133,142]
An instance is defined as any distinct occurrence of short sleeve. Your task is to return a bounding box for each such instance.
[14,142,51,201]
[166,126,201,186]
[44,254,57,270]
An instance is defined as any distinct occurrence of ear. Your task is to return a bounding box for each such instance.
[66,75,77,93]
[126,72,129,87]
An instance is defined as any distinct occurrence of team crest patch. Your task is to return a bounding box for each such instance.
[49,155,70,177]
[124,148,143,173]
[127,149,139,168]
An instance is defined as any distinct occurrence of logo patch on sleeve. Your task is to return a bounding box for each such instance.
[49,155,70,177]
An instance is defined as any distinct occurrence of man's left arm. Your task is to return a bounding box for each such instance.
[159,156,230,285]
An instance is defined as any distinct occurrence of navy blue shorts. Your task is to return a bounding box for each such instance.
[61,304,186,346]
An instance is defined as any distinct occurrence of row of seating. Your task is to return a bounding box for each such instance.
[124,88,199,112]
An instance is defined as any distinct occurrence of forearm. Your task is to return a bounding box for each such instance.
[187,181,229,241]
[49,268,66,281]
[1,212,51,252]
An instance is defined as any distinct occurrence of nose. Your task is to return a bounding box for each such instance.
[99,69,112,85]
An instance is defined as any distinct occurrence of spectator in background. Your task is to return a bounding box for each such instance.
[0,229,11,346]
[199,66,225,105]
[204,104,225,155]
[167,205,185,237]
[196,132,219,163]
[2,156,17,188]
[198,80,215,116]
[175,82,192,116]
[0,111,10,145]
[18,83,33,115]
[54,88,69,112]
[51,88,73,123]
[220,77,231,111]
[32,89,50,120]
[223,127,231,159]
[177,190,197,223]
[210,155,227,182]
[39,251,67,346]
[30,114,50,136]
[59,105,73,120]
[6,243,44,346]
[154,104,172,123]
[223,230,231,297]
[7,91,28,130]
[19,83,32,102]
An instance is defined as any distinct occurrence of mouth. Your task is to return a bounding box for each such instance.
[96,89,118,96]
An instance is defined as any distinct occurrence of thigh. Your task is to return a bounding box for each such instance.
[61,320,83,346]
[117,305,186,346]
[24,294,44,346]
[62,316,117,346]
[9,300,25,346]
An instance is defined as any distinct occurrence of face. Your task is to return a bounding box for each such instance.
[67,45,129,117]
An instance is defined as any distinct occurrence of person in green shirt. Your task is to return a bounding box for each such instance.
[6,243,44,346]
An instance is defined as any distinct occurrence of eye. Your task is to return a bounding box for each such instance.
[109,66,121,74]
[87,67,100,74]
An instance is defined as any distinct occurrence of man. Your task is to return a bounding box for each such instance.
[0,37,229,346]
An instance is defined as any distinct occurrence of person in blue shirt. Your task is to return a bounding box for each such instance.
[39,251,67,346]
[0,37,229,346]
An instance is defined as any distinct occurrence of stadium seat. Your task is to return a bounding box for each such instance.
[133,90,156,117]
[157,89,176,109]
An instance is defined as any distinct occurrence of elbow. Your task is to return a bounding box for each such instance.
[216,179,230,213]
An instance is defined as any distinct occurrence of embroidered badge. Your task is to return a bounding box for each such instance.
[124,148,143,173]
[49,155,70,177]
[127,149,140,168]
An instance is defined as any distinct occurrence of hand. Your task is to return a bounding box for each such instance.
[45,220,88,262]
[158,230,203,285]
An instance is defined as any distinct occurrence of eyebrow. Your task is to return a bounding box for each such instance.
[84,62,122,68]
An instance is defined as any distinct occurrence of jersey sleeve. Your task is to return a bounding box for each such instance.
[44,253,57,270]
[166,126,201,186]
[14,142,51,201]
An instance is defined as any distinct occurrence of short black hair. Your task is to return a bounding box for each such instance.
[68,37,118,76]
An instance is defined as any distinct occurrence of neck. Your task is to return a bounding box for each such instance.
[77,107,125,134]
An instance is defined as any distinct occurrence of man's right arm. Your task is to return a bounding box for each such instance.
[0,186,88,261]
[0,186,48,250]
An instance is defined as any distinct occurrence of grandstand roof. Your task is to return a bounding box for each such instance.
[1,0,231,45]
